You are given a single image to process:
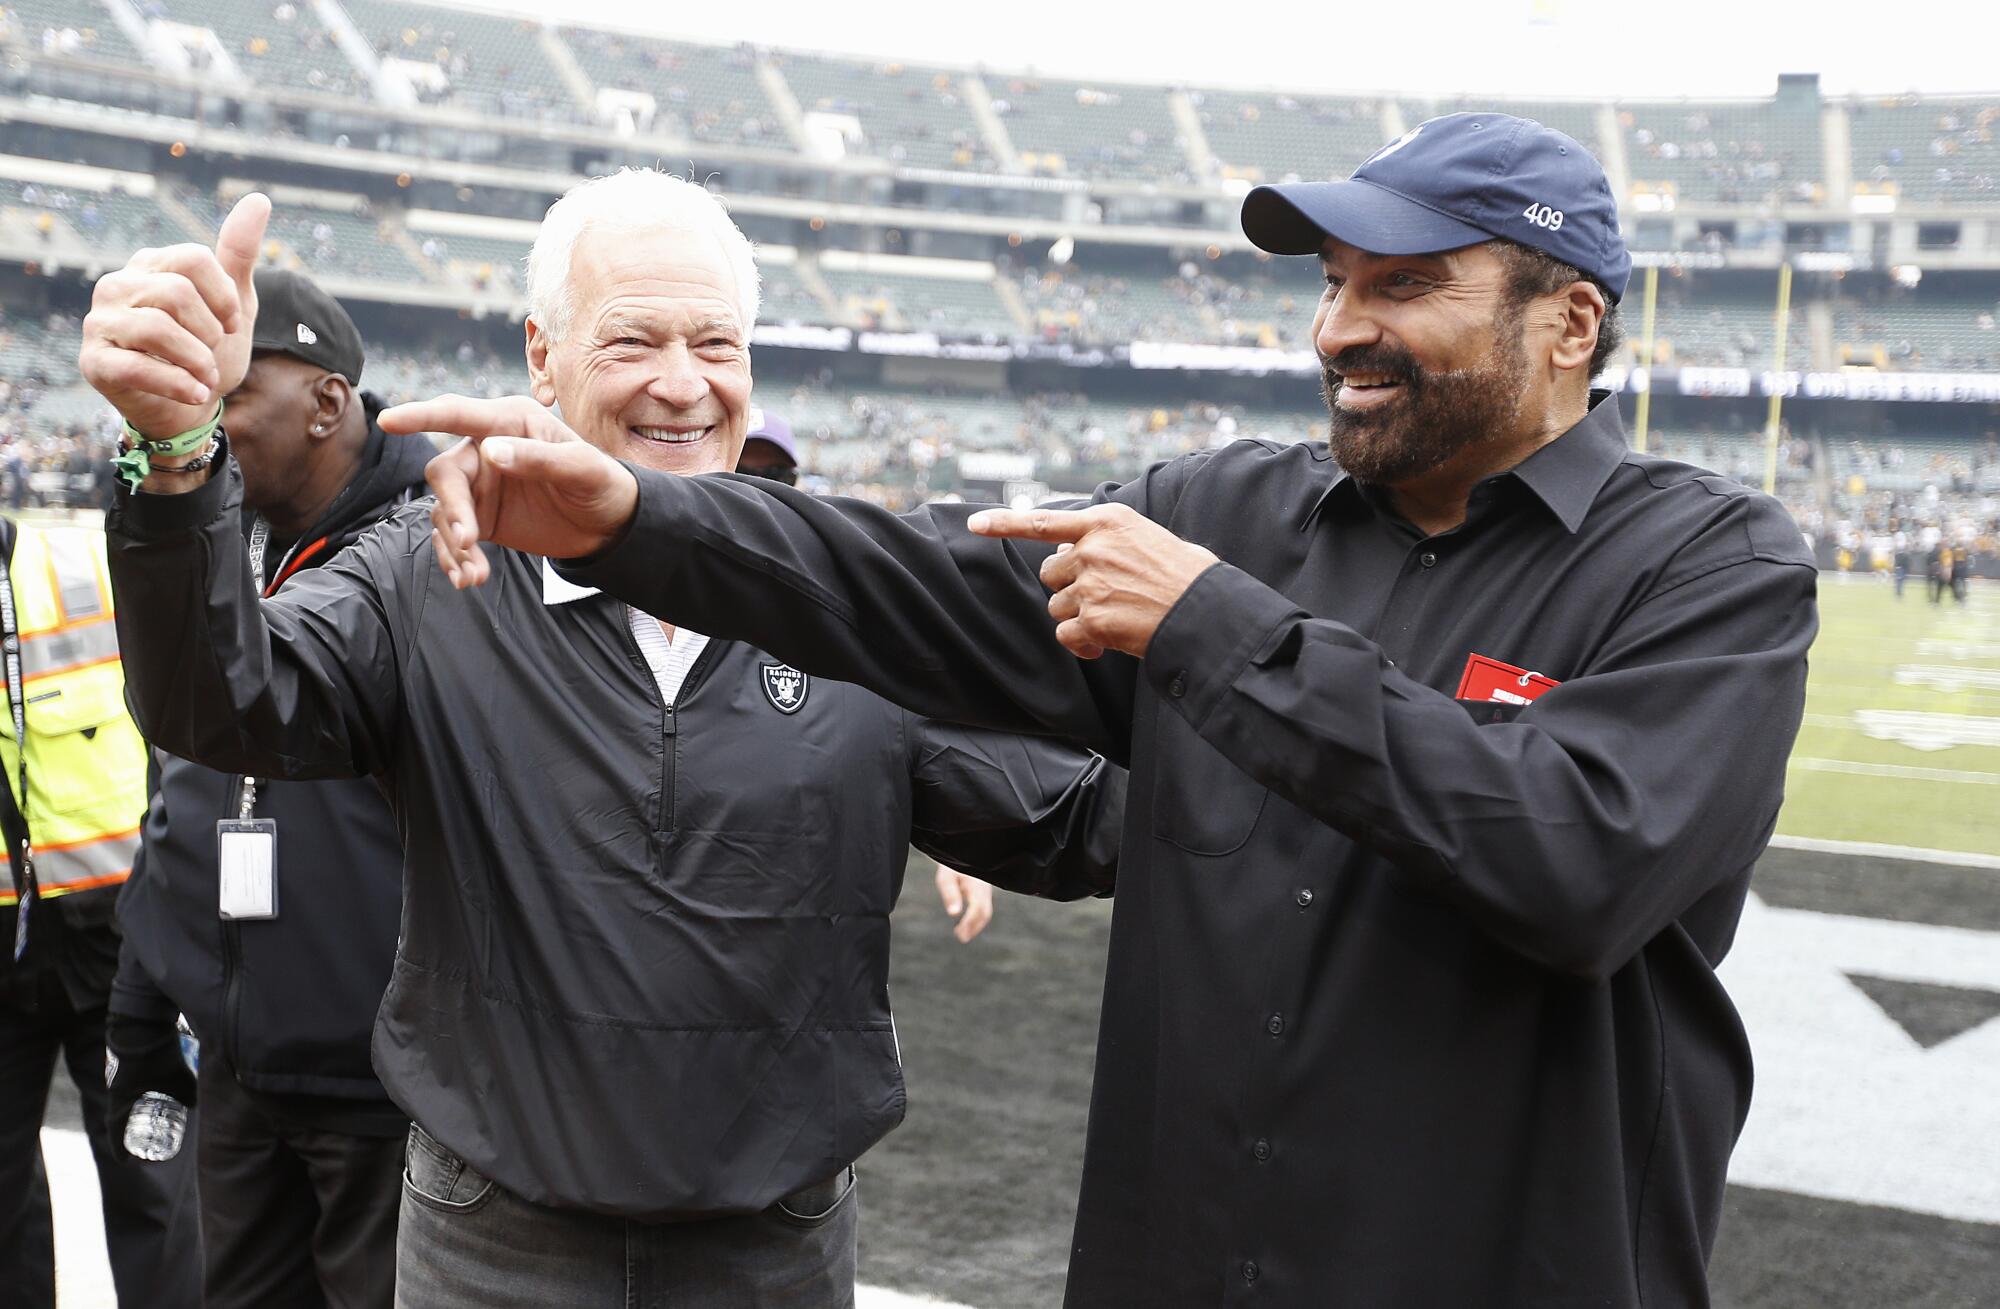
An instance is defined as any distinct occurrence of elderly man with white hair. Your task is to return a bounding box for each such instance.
[82,171,1125,1306]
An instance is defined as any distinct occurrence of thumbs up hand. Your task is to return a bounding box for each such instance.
[80,192,271,441]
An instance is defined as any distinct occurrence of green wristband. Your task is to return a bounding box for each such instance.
[122,401,224,457]
[115,402,224,491]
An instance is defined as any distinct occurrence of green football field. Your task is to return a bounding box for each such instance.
[1780,574,2000,857]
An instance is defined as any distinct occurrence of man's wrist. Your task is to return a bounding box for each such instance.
[116,403,225,493]
[120,430,227,496]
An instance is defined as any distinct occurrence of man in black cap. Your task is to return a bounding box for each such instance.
[396,113,1820,1306]
[105,267,428,1309]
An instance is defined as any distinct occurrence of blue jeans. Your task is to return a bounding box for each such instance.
[393,1124,856,1308]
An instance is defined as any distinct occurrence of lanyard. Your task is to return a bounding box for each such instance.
[1,546,36,959]
[236,517,274,820]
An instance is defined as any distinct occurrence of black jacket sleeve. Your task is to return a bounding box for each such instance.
[905,718,1125,902]
[105,454,418,781]
[560,460,1206,762]
[1140,529,1817,979]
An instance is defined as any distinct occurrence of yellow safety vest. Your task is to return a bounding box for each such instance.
[0,523,146,907]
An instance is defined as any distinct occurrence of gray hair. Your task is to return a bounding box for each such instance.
[525,169,761,343]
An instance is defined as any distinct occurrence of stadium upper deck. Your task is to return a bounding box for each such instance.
[0,0,1996,410]
[2,0,1993,213]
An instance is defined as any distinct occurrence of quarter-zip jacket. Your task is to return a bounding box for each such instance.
[111,404,429,1111]
[106,442,1124,1219]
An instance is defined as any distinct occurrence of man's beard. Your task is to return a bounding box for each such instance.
[1320,316,1531,485]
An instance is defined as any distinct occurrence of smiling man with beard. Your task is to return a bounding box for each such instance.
[384,114,1816,1306]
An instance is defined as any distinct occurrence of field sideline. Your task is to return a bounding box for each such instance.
[1782,574,1999,855]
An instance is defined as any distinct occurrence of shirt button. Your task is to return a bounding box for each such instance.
[1266,1013,1285,1037]
[1252,1137,1271,1161]
[1419,551,1439,569]
[1295,888,1314,907]
[1168,672,1187,698]
[1242,1260,1260,1284]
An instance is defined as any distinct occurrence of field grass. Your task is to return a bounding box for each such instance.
[1780,574,2000,857]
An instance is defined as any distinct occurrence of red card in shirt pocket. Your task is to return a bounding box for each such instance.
[1456,654,1561,706]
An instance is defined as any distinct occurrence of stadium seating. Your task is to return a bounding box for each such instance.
[341,0,575,120]
[756,261,834,328]
[1833,289,2000,372]
[773,53,993,171]
[1640,281,1812,370]
[0,0,142,65]
[149,0,363,94]
[557,28,785,148]
[419,231,531,292]
[1192,91,1385,183]
[266,201,426,283]
[986,76,1188,180]
[362,345,528,402]
[1017,264,1198,345]
[1413,98,1605,158]
[1848,97,2000,203]
[819,267,1017,338]
[1622,101,1824,204]
[0,311,84,390]
[1,182,188,252]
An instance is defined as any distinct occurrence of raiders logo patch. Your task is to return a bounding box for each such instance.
[761,663,809,714]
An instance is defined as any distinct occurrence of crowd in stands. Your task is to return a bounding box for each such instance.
[0,348,118,510]
[3,0,1996,208]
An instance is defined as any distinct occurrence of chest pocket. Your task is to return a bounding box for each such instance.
[4,676,141,818]
[1149,701,1268,856]
[1453,699,1528,726]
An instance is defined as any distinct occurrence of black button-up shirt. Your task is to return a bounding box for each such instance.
[568,392,1819,1306]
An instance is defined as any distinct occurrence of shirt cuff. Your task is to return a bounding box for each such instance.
[106,436,238,542]
[1144,562,1304,730]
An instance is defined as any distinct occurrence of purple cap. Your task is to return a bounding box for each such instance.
[743,407,797,464]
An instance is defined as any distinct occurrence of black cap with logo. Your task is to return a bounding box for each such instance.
[250,268,365,384]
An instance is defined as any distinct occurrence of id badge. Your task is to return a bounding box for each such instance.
[217,819,279,920]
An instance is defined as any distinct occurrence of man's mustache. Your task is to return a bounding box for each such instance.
[1320,347,1420,390]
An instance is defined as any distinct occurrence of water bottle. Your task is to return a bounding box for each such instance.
[122,1091,187,1162]
[122,1015,198,1163]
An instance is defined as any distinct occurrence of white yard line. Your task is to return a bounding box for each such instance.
[1788,757,2000,784]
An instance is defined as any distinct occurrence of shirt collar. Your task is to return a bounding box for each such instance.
[1304,389,1627,536]
[1501,390,1628,534]
[542,558,601,606]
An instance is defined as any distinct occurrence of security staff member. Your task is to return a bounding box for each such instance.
[85,174,1123,1308]
[396,116,1819,1307]
[106,269,428,1309]
[0,517,201,1309]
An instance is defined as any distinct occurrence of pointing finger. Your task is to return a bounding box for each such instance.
[966,507,1103,544]
[382,395,567,444]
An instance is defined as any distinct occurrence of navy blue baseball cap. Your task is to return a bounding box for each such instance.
[1241,112,1632,303]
